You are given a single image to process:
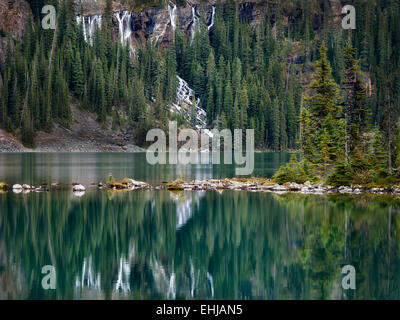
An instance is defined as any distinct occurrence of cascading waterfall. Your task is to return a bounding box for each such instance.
[208,6,215,30]
[191,6,200,40]
[176,76,198,107]
[115,11,135,57]
[171,76,213,137]
[168,2,177,31]
[76,15,101,46]
[88,15,102,45]
[76,15,88,42]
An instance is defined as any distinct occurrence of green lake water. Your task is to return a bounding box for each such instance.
[0,153,400,299]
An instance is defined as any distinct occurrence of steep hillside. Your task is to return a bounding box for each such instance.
[0,0,396,154]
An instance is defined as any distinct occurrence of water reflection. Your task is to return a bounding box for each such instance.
[1,189,400,300]
[172,191,206,230]
[0,152,292,186]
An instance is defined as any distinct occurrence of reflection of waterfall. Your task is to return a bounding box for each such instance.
[75,256,101,291]
[114,257,131,293]
[167,273,176,299]
[207,272,214,298]
[168,2,177,31]
[191,6,200,40]
[208,6,216,30]
[150,258,176,299]
[115,11,135,57]
[114,244,135,294]
[171,191,206,230]
[150,257,213,299]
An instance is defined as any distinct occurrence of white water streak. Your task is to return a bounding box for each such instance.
[168,2,177,31]
[115,11,135,57]
[208,6,215,30]
[191,6,200,40]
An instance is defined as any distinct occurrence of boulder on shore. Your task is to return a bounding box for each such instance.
[73,184,86,192]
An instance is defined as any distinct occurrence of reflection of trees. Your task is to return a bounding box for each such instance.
[1,192,400,299]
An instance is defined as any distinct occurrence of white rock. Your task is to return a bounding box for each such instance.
[22,184,31,189]
[13,184,23,190]
[73,184,86,192]
[300,187,310,193]
[285,182,301,190]
[272,184,287,191]
[339,187,353,193]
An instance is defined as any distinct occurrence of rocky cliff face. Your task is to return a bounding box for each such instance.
[75,0,342,54]
[0,0,343,65]
[76,0,221,52]
[0,0,31,66]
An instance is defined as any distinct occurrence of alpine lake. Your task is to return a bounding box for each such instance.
[0,152,399,300]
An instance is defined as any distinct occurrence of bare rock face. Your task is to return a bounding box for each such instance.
[239,1,278,27]
[75,0,343,52]
[0,0,31,64]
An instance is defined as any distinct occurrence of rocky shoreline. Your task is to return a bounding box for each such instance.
[164,178,400,195]
[2,177,400,196]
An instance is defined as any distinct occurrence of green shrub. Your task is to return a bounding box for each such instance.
[273,155,313,184]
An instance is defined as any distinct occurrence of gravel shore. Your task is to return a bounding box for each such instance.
[0,106,144,152]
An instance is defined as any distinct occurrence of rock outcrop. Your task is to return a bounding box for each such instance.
[0,0,31,64]
[75,0,342,52]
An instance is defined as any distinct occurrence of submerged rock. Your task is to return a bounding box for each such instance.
[35,187,49,192]
[73,191,85,197]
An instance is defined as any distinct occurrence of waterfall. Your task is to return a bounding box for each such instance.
[191,6,200,40]
[115,11,135,57]
[76,15,88,43]
[208,6,215,30]
[89,15,102,45]
[168,2,177,31]
[172,76,208,130]
[176,76,197,106]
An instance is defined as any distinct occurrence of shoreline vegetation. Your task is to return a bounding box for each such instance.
[271,40,400,190]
